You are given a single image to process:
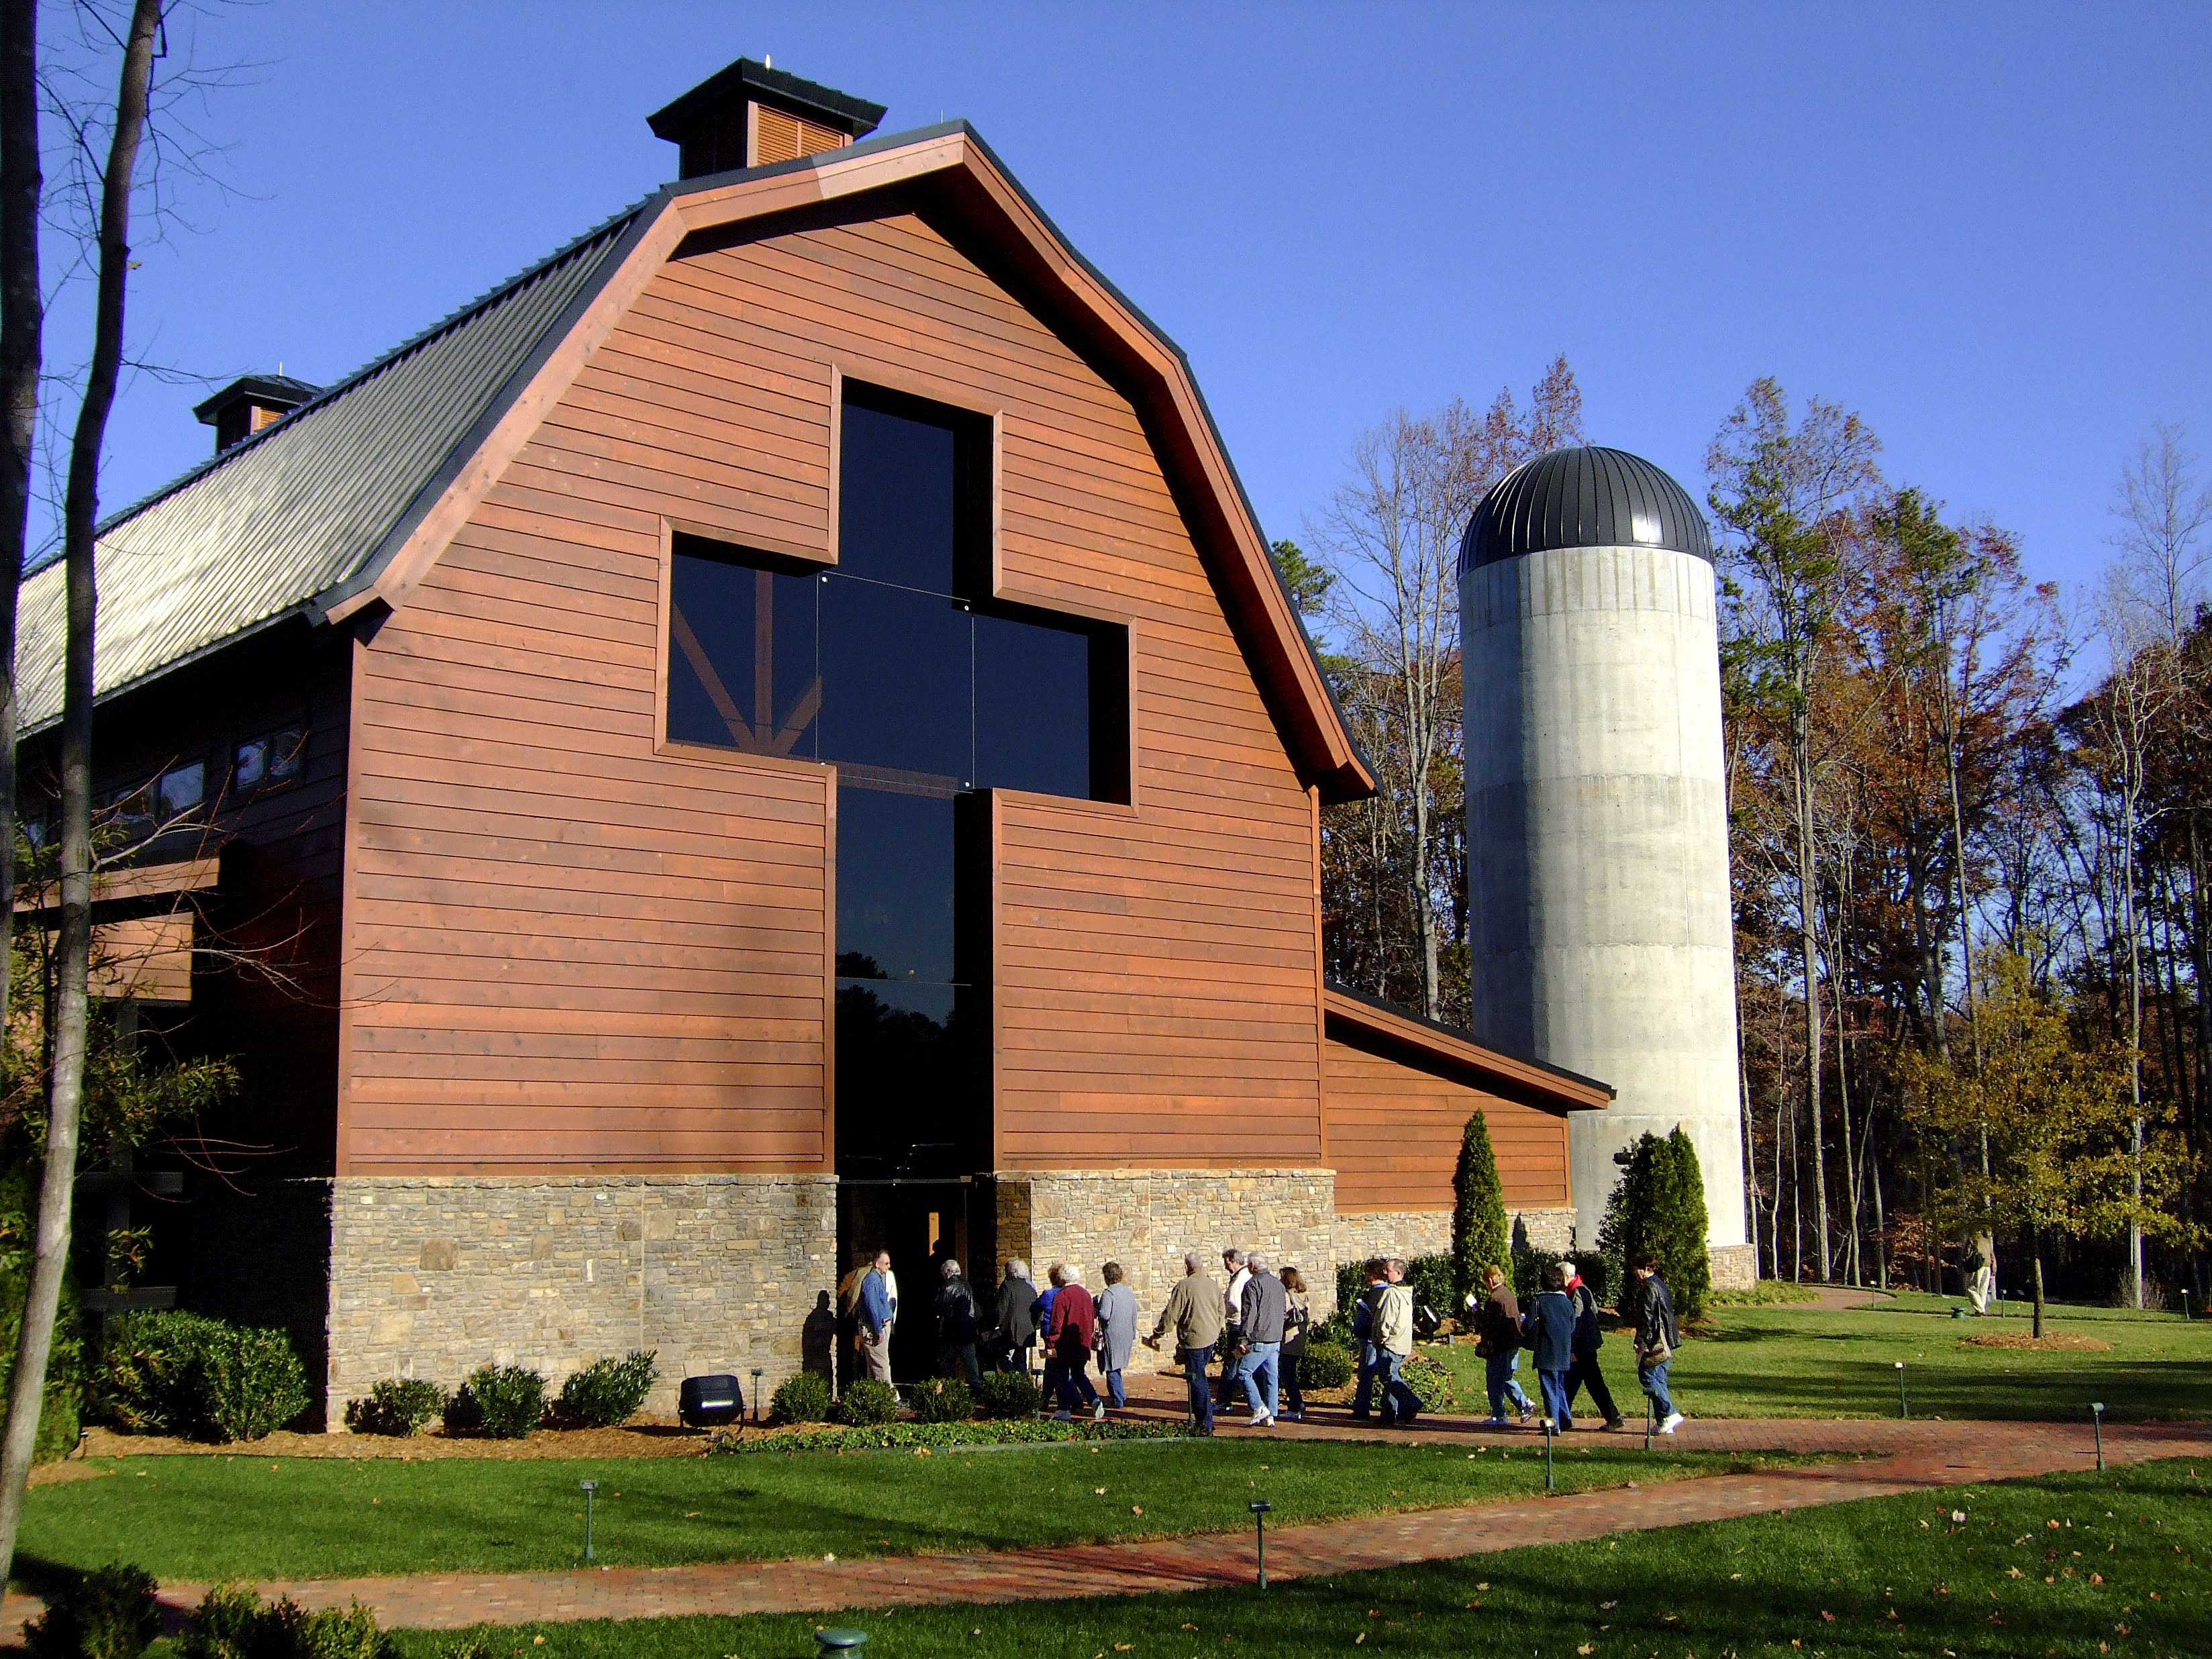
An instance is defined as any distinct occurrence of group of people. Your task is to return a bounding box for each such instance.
[1469,1253,1685,1434]
[836,1242,1685,1436]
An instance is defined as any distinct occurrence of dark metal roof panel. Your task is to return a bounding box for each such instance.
[1460,444,1711,574]
[17,211,642,730]
[647,58,887,140]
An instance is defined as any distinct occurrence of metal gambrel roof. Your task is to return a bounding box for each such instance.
[16,206,647,730]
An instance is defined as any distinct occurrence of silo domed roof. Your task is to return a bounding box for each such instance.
[1460,445,1711,574]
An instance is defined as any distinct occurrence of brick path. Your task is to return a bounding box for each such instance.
[20,1411,2201,1639]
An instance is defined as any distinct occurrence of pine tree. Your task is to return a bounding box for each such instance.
[1662,1127,1713,1322]
[1452,1110,1509,1313]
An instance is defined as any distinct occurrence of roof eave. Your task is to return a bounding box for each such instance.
[1322,983,1615,1109]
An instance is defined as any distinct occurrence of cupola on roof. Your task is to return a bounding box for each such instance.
[648,57,887,179]
[1460,445,1711,574]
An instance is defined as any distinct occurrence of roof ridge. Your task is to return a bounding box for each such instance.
[26,192,658,578]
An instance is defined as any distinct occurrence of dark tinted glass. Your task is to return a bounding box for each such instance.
[668,544,820,757]
[974,611,1089,798]
[835,787,958,987]
[838,401,957,593]
[817,575,971,785]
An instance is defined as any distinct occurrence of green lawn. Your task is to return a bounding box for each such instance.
[1434,1293,2212,1422]
[380,1458,2212,1659]
[17,1440,1774,1585]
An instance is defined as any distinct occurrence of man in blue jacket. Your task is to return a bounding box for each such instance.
[858,1250,898,1391]
[1521,1261,1576,1430]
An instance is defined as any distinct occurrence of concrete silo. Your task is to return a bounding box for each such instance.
[1460,446,1751,1285]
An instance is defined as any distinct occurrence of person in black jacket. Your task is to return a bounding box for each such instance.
[1630,1253,1685,1434]
[986,1259,1038,1374]
[934,1258,983,1387]
[1562,1265,1623,1429]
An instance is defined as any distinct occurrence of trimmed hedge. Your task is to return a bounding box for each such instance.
[23,1561,160,1659]
[343,1378,446,1438]
[834,1377,899,1425]
[460,1366,545,1440]
[713,1418,1183,1454]
[903,1375,974,1423]
[178,1585,395,1659]
[1597,1129,1712,1323]
[556,1351,657,1427]
[1452,1109,1510,1315]
[975,1368,1041,1420]
[95,1311,308,1442]
[769,1372,834,1425]
[1297,1340,1354,1391]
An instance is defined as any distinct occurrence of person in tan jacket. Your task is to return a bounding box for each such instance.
[1372,1258,1422,1427]
[1145,1252,1224,1434]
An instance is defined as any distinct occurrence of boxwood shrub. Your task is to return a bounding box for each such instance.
[1297,1339,1354,1391]
[903,1375,973,1423]
[95,1311,308,1442]
[24,1560,160,1659]
[460,1365,545,1440]
[344,1378,447,1437]
[769,1371,833,1425]
[556,1351,657,1427]
[975,1368,1041,1420]
[834,1377,899,1425]
[178,1585,395,1659]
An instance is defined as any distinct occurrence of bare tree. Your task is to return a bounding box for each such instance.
[0,0,37,1182]
[0,0,162,1595]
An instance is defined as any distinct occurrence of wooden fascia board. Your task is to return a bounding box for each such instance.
[1321,987,1613,1113]
[15,854,221,914]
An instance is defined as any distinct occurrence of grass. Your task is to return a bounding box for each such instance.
[17,1438,1777,1584]
[1434,1291,2212,1421]
[378,1457,2212,1659]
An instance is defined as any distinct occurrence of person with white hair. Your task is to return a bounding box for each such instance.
[987,1258,1038,1375]
[1146,1250,1224,1434]
[933,1256,983,1387]
[1231,1250,1286,1427]
[1215,1247,1250,1409]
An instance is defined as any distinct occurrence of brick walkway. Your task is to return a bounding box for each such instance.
[23,1411,2201,1639]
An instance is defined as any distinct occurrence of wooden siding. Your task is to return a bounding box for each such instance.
[340,205,1320,1174]
[1323,1029,1570,1213]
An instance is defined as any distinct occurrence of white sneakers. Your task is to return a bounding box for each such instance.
[1093,1400,1107,1422]
[1658,1411,1685,1435]
[1250,1410,1276,1427]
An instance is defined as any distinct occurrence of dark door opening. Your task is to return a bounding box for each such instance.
[836,1178,994,1387]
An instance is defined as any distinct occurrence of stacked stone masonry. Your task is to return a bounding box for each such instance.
[325,1174,836,1426]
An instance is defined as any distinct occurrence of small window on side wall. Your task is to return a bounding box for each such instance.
[156,762,205,819]
[233,725,307,795]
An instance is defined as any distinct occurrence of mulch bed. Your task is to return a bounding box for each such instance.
[1960,1331,2113,1352]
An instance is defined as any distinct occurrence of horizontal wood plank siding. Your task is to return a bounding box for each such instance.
[1323,1029,1570,1213]
[342,205,1319,1174]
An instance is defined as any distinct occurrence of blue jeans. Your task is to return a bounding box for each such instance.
[1179,1344,1215,1431]
[1641,1360,1674,1418]
[1377,1350,1421,1423]
[1484,1352,1531,1419]
[1103,1367,1125,1407]
[1234,1341,1279,1419]
[1352,1340,1380,1417]
[1538,1366,1572,1429]
[1044,1356,1097,1413]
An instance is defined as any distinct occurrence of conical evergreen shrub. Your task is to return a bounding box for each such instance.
[1451,1110,1510,1314]
[1661,1127,1713,1321]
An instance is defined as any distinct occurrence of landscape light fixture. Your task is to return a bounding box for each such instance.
[578,1478,599,1561]
[1249,1499,1272,1588]
[752,1368,764,1424]
[814,1630,868,1654]
[1895,1361,1908,1421]
[2182,1291,2192,1322]
[2091,1402,2106,1471]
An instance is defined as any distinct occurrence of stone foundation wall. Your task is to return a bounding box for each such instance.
[325,1174,836,1427]
[1511,1207,1578,1254]
[992,1169,1336,1335]
[1334,1207,1579,1271]
[1709,1242,1756,1290]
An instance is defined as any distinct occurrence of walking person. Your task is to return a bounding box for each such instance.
[1231,1251,1286,1427]
[1374,1258,1422,1427]
[933,1258,983,1387]
[1145,1251,1224,1434]
[1215,1248,1250,1408]
[1521,1261,1576,1431]
[1348,1258,1389,1421]
[857,1249,898,1391]
[1278,1265,1311,1421]
[987,1258,1038,1375]
[1630,1253,1685,1434]
[1563,1262,1623,1429]
[1474,1264,1533,1427]
[1094,1261,1137,1409]
[1044,1264,1103,1421]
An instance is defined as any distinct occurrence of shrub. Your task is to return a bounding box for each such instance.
[1511,1245,1608,1304]
[1599,1130,1711,1323]
[23,1561,161,1659]
[557,1351,658,1427]
[1452,1110,1510,1315]
[769,1371,834,1425]
[903,1375,974,1423]
[343,1378,446,1437]
[975,1367,1041,1420]
[1297,1340,1354,1391]
[440,1385,484,1437]
[834,1377,899,1425]
[715,1417,1183,1454]
[1331,1257,1453,1334]
[1401,1352,1456,1412]
[95,1313,307,1442]
[460,1365,545,1440]
[0,1163,87,1461]
[179,1587,394,1659]
[197,1326,310,1442]
[1661,1126,1713,1321]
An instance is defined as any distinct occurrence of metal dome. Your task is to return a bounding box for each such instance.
[1460,445,1712,574]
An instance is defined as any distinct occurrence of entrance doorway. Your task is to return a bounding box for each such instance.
[836,1178,993,1386]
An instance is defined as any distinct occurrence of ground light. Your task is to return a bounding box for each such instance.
[1250,1499,1271,1589]
[1895,1361,1909,1420]
[577,1479,598,1562]
[2091,1402,2107,1471]
[815,1631,867,1654]
[1540,1417,1557,1490]
[752,1369,764,1424]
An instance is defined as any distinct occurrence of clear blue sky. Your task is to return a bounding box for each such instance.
[46,2,2212,623]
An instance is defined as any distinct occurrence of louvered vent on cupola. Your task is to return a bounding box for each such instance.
[647,57,888,181]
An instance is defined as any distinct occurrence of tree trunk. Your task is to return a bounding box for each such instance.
[0,0,37,1097]
[1793,713,1830,1280]
[0,0,161,1599]
[2031,1250,2046,1340]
